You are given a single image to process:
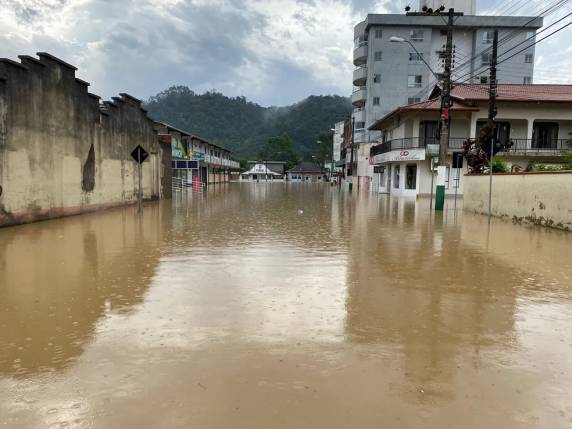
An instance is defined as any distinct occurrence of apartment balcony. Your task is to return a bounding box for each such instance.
[352,66,367,86]
[354,129,368,144]
[351,86,367,107]
[353,43,368,66]
[352,107,366,123]
[370,137,433,157]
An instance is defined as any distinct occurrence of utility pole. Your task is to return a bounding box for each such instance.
[487,30,499,224]
[435,7,462,211]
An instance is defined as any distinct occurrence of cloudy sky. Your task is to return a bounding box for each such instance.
[1,0,571,106]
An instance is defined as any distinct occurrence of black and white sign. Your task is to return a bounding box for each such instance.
[131,145,149,164]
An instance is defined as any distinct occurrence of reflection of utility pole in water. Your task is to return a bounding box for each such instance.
[488,30,499,224]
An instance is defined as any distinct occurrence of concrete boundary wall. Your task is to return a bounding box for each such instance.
[0,53,170,227]
[464,172,572,231]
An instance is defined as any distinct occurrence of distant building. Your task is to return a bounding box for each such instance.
[369,84,572,197]
[247,161,287,176]
[333,121,345,163]
[241,163,283,181]
[349,0,543,189]
[154,121,239,189]
[286,163,326,182]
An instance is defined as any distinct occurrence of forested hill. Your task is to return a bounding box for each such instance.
[144,86,351,159]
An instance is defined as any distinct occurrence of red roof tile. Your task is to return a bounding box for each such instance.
[369,99,478,131]
[451,84,572,102]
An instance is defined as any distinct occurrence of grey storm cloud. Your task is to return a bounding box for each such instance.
[5,0,568,106]
[0,0,391,105]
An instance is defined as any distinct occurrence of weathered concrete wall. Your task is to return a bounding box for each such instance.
[0,53,170,227]
[464,172,572,231]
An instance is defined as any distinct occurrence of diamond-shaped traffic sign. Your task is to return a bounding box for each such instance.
[131,145,149,164]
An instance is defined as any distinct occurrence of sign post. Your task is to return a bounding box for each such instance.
[131,145,149,212]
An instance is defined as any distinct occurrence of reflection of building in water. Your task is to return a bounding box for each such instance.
[0,204,169,377]
[344,196,520,391]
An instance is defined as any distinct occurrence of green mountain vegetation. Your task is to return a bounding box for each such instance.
[144,86,351,161]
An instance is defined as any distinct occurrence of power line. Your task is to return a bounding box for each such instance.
[454,11,572,84]
[451,0,568,79]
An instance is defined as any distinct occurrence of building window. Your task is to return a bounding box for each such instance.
[410,29,424,41]
[420,121,439,146]
[481,53,491,66]
[409,52,424,62]
[523,76,532,84]
[525,53,533,63]
[405,164,417,190]
[374,51,382,61]
[480,76,488,84]
[373,97,380,105]
[408,75,422,88]
[408,97,421,104]
[526,31,535,39]
[482,31,495,44]
[393,165,400,189]
[355,121,366,130]
[533,122,559,149]
[373,74,381,83]
[374,28,382,39]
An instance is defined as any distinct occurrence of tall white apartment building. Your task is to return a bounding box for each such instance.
[333,121,345,163]
[350,0,543,183]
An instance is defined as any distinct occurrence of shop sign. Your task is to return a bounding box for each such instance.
[371,148,426,164]
[171,137,189,160]
[192,151,205,161]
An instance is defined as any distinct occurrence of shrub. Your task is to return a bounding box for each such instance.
[562,152,572,170]
[491,157,509,173]
[534,163,564,172]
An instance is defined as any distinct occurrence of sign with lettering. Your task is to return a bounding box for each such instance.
[370,148,426,165]
[171,137,189,160]
[192,151,205,161]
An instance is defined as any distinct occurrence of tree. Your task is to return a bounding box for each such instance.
[144,87,351,159]
[257,135,299,170]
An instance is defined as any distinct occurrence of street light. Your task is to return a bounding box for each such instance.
[390,36,440,80]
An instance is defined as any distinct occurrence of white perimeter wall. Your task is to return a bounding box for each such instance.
[464,172,572,230]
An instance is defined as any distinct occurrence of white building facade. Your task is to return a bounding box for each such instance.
[369,84,572,198]
[333,121,345,163]
[350,0,543,189]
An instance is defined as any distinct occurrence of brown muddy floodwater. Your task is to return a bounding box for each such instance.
[1,183,572,428]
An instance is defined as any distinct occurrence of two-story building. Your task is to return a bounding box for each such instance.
[154,121,240,189]
[369,84,572,197]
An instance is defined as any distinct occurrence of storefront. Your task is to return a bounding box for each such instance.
[374,148,426,197]
[374,151,465,197]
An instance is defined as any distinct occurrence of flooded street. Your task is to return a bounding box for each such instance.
[1,183,572,428]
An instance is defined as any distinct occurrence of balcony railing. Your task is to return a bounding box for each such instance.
[374,137,572,158]
[353,44,368,66]
[504,139,572,155]
[448,138,572,155]
[353,66,368,85]
[370,137,437,157]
